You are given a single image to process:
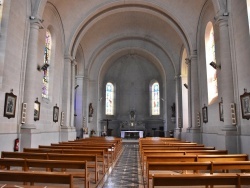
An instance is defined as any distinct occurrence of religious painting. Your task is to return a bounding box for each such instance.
[53,104,59,123]
[240,89,250,120]
[34,98,40,121]
[3,90,17,119]
[202,105,208,123]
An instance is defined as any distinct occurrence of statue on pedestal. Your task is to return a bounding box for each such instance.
[130,110,136,121]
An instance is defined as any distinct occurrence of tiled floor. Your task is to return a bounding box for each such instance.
[101,142,144,188]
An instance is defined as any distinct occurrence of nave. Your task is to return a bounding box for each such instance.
[1,137,250,188]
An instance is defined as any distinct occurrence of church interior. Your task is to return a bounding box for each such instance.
[1,0,250,187]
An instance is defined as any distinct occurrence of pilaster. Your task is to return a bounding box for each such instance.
[215,14,236,130]
[215,12,237,153]
[174,74,182,139]
[22,19,43,129]
[61,55,74,128]
[70,60,77,128]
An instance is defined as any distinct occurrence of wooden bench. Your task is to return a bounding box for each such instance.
[0,158,89,188]
[26,159,89,188]
[152,173,250,188]
[0,170,74,188]
[141,149,227,171]
[47,153,98,183]
[24,147,107,173]
[1,151,48,159]
[1,152,99,184]
[39,145,114,164]
[145,154,249,185]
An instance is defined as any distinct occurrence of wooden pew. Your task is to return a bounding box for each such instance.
[197,154,248,162]
[24,148,107,173]
[26,159,89,188]
[1,151,48,159]
[0,170,74,188]
[141,149,227,170]
[151,173,250,188]
[212,161,250,173]
[39,145,114,164]
[145,154,249,185]
[0,158,89,188]
[1,152,99,184]
[47,153,98,183]
[141,151,186,173]
[0,158,25,170]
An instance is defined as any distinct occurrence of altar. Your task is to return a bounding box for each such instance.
[121,131,144,139]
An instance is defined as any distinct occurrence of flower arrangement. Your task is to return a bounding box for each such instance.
[83,127,88,134]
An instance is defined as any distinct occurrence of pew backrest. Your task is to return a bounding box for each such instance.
[0,170,74,188]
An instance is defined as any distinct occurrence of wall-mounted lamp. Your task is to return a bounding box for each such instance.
[184,83,188,89]
[37,63,49,71]
[29,16,35,20]
[29,16,44,23]
[209,61,221,69]
[75,85,79,89]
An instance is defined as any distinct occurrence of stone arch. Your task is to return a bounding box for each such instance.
[69,2,192,59]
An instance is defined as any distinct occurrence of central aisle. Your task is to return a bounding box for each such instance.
[102,143,145,188]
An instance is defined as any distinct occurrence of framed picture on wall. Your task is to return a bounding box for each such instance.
[53,104,59,123]
[3,90,17,119]
[240,89,250,120]
[202,104,208,123]
[219,98,224,122]
[34,98,40,121]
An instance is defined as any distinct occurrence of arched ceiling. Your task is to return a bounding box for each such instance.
[45,0,208,78]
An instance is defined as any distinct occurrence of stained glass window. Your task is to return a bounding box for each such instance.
[152,82,160,115]
[42,30,51,98]
[205,22,218,104]
[106,82,114,115]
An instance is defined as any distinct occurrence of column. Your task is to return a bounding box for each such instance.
[174,74,182,139]
[185,52,201,143]
[75,75,84,138]
[22,18,43,129]
[189,51,200,129]
[70,60,77,127]
[215,13,237,153]
[185,58,192,129]
[215,14,236,129]
[61,55,73,128]
[20,18,43,151]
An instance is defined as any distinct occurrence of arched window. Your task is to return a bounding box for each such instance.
[105,82,114,115]
[151,82,160,115]
[205,22,218,104]
[42,30,51,99]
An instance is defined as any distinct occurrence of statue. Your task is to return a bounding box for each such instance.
[171,103,176,117]
[130,110,135,121]
[89,103,94,117]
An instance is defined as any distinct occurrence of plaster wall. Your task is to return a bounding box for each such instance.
[230,0,250,155]
[0,1,27,137]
